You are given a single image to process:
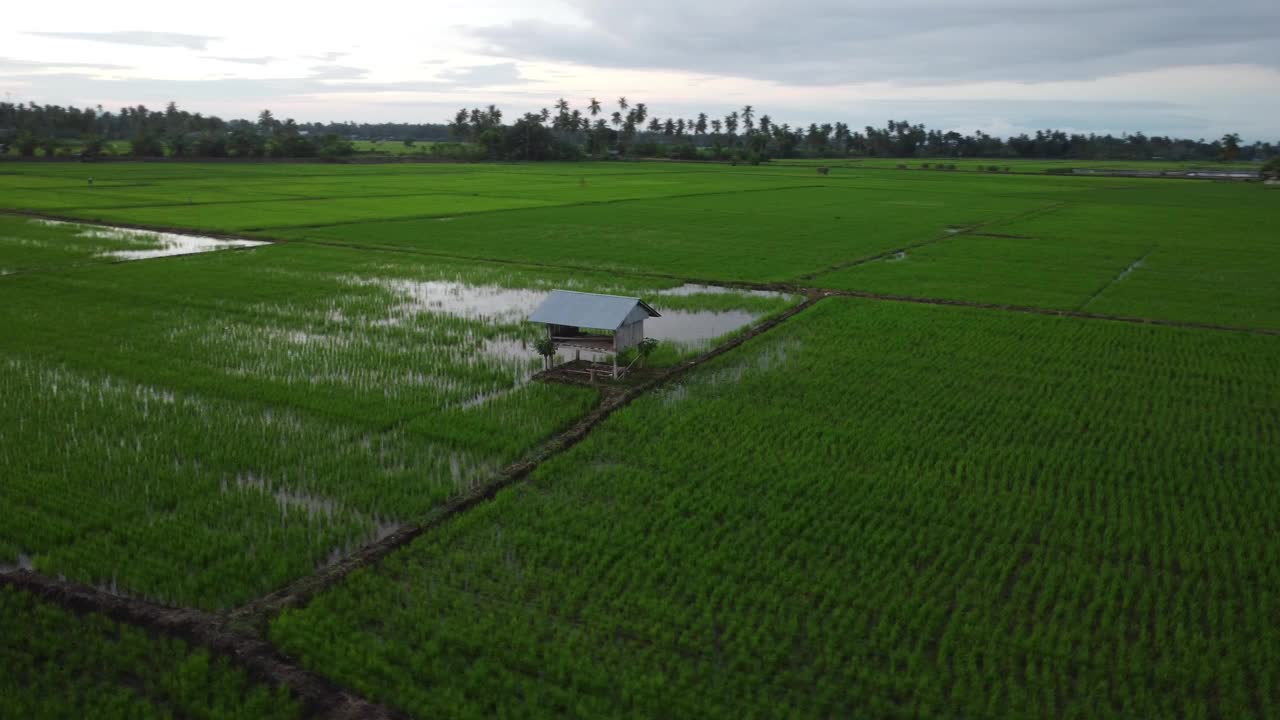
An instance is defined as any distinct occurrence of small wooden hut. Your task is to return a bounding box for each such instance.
[529,290,660,377]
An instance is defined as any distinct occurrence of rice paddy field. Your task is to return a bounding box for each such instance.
[1,158,1277,718]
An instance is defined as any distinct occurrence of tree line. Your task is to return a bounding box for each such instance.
[2,99,1274,164]
[451,98,1272,164]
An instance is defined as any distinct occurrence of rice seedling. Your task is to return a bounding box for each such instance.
[272,299,1280,718]
[1,585,301,717]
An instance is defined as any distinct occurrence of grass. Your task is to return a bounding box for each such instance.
[1,585,301,718]
[274,183,1056,281]
[2,157,1277,715]
[818,181,1280,328]
[776,157,1264,173]
[271,298,1280,719]
[0,230,786,608]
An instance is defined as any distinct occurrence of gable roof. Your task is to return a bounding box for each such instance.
[528,290,660,330]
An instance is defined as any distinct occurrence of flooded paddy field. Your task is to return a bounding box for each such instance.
[0,214,267,274]
[0,227,794,608]
[3,159,1279,716]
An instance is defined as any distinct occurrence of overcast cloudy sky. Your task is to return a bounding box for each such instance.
[3,0,1278,139]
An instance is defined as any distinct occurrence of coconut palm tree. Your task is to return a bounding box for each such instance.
[696,113,708,135]
[588,98,602,117]
[741,105,754,135]
[724,112,739,146]
[617,96,628,114]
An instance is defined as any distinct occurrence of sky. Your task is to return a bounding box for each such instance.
[3,0,1278,140]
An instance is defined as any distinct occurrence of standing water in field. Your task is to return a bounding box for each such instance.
[32,219,268,260]
[0,553,34,573]
[343,276,790,352]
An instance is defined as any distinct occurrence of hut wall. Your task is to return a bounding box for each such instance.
[615,321,644,352]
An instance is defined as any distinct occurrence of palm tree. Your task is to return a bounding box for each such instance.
[450,108,470,140]
[1220,132,1241,161]
[257,109,276,135]
[696,113,708,135]
[758,114,772,137]
[711,118,722,136]
[724,112,739,146]
[741,105,754,135]
[610,111,623,129]
[588,98,602,117]
[554,98,570,131]
[617,96,628,114]
[633,103,647,127]
[648,117,662,133]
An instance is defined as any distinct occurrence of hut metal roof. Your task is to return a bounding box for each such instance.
[529,290,660,330]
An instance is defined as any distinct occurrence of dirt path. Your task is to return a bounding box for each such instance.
[0,571,408,720]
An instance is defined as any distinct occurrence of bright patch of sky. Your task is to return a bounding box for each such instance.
[2,0,1277,139]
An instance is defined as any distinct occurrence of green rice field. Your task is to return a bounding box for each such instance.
[1,158,1277,717]
[1,585,301,718]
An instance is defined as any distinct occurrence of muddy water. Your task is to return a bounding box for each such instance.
[0,553,34,573]
[34,219,269,260]
[345,278,547,325]
[654,283,793,299]
[353,277,788,353]
[648,309,760,343]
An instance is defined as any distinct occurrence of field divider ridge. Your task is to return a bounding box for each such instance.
[0,571,409,720]
[794,200,1071,281]
[5,210,1270,336]
[246,183,830,232]
[1075,246,1157,312]
[812,288,1280,336]
[227,292,826,626]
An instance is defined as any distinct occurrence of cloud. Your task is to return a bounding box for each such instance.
[435,62,524,86]
[25,30,220,50]
[204,56,277,65]
[0,57,129,71]
[468,0,1280,85]
[308,64,370,80]
[308,51,348,62]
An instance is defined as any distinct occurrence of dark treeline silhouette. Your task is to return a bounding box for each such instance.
[2,99,1275,164]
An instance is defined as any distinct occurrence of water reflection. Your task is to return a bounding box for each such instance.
[35,219,269,260]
